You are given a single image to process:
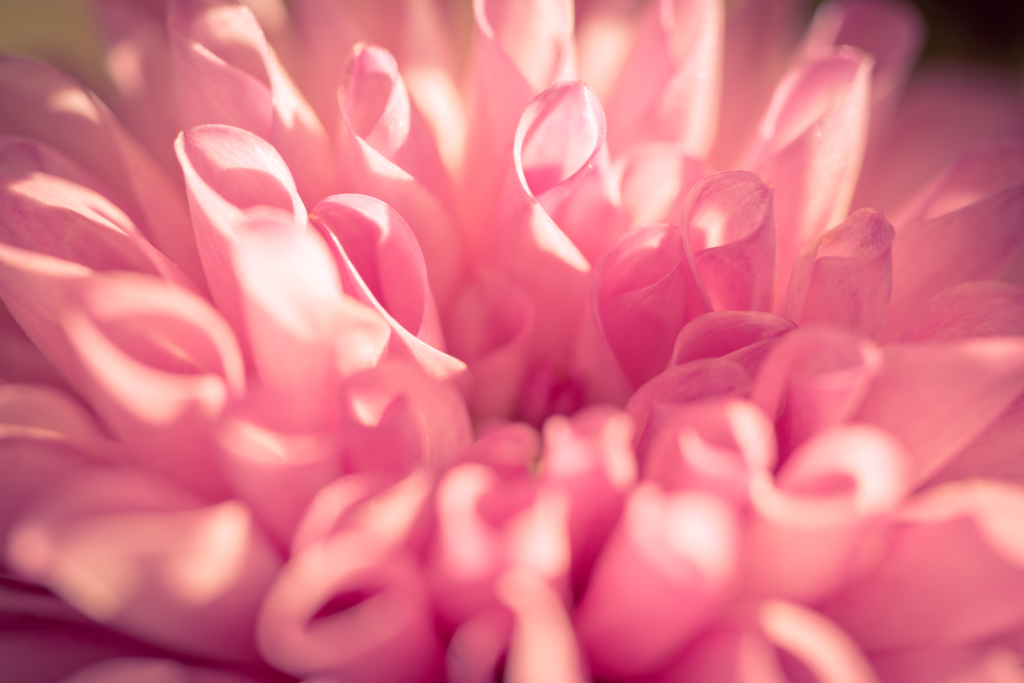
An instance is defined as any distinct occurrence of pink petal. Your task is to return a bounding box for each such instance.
[820,480,1024,651]
[893,138,1024,230]
[311,193,468,384]
[0,622,154,683]
[870,643,1024,683]
[686,170,777,313]
[336,44,465,306]
[605,0,723,157]
[257,533,441,682]
[625,358,752,452]
[787,207,894,338]
[460,0,576,236]
[643,398,777,503]
[58,657,265,683]
[7,467,281,661]
[497,567,589,683]
[168,0,339,205]
[744,425,908,603]
[574,485,738,678]
[670,310,796,366]
[175,123,305,349]
[446,606,514,683]
[854,338,1024,486]
[0,57,203,285]
[853,65,1024,216]
[751,326,882,457]
[539,406,637,594]
[615,143,707,229]
[900,281,1024,343]
[443,269,536,420]
[708,0,803,170]
[742,48,873,314]
[883,182,1024,341]
[593,224,709,388]
[337,360,473,475]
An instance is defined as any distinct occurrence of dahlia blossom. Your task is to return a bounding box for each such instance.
[3,0,1024,680]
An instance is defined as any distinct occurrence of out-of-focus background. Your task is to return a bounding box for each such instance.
[0,0,1021,103]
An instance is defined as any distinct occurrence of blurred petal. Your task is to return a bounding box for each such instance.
[615,143,706,229]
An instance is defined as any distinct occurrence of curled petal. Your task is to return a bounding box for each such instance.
[7,468,280,661]
[821,480,1024,651]
[605,0,723,157]
[169,0,338,205]
[685,170,776,313]
[742,48,873,313]
[593,224,709,388]
[787,207,894,338]
[751,326,882,457]
[643,398,777,503]
[575,485,738,679]
[0,57,203,284]
[744,425,908,602]
[884,181,1024,340]
[615,143,706,229]
[257,534,440,682]
[854,337,1024,485]
[670,311,795,367]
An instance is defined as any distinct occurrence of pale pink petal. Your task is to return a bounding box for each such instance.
[593,224,709,387]
[446,606,514,683]
[871,643,1024,683]
[258,533,441,682]
[574,485,738,679]
[893,138,1024,230]
[0,306,70,389]
[685,170,776,313]
[0,134,120,203]
[853,65,1024,217]
[460,0,575,237]
[497,567,589,683]
[820,480,1024,651]
[742,48,873,314]
[311,193,468,384]
[337,360,473,474]
[787,208,894,338]
[574,0,638,103]
[7,468,281,661]
[169,0,339,205]
[643,398,776,503]
[883,182,1024,341]
[91,0,182,175]
[0,160,195,292]
[515,82,620,264]
[175,123,305,349]
[336,44,465,306]
[59,273,244,500]
[539,406,637,593]
[744,425,908,602]
[605,0,722,157]
[625,358,751,452]
[853,338,1024,485]
[901,281,1024,343]
[670,310,796,366]
[58,657,265,683]
[0,57,203,286]
[615,143,707,229]
[801,0,925,141]
[443,269,535,420]
[751,326,882,457]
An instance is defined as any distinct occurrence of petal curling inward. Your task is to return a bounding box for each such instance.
[168,0,338,205]
[574,485,738,679]
[593,224,709,388]
[742,48,872,314]
[605,0,723,157]
[0,57,203,285]
[175,124,305,350]
[751,326,882,458]
[684,170,777,313]
[60,273,244,500]
[6,468,281,662]
[853,337,1024,485]
[744,425,908,603]
[669,311,796,377]
[820,480,1024,652]
[311,193,467,384]
[336,43,464,306]
[786,207,894,338]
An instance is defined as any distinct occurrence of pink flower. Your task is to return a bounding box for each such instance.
[2,0,1024,681]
